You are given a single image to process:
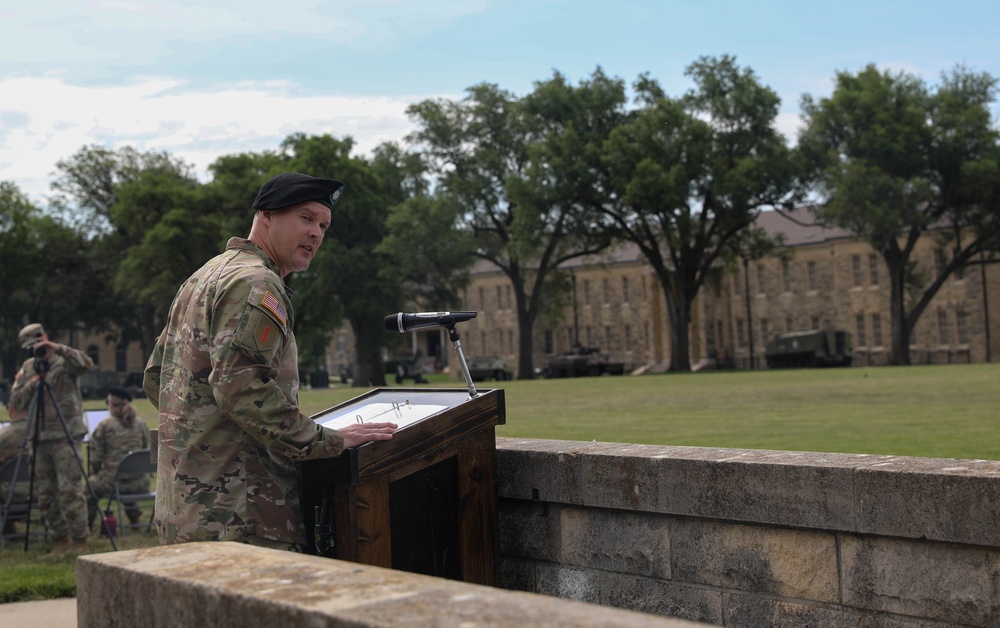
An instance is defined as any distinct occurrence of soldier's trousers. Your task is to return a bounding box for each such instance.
[35,438,89,540]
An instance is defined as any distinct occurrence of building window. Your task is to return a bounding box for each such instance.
[478,287,485,309]
[495,286,502,310]
[602,278,610,304]
[807,261,818,291]
[481,332,487,353]
[505,285,512,310]
[759,318,769,344]
[583,280,591,306]
[622,277,629,303]
[785,317,794,333]
[733,271,742,296]
[851,255,863,287]
[544,329,554,353]
[585,326,593,345]
[956,310,969,343]
[645,321,651,350]
[782,263,792,293]
[855,314,867,347]
[868,254,879,286]
[871,313,883,346]
[624,325,631,350]
[937,310,950,344]
[508,330,515,354]
[604,326,612,349]
[756,264,766,294]
[736,319,747,348]
[811,316,820,330]
[706,319,715,351]
[115,348,127,373]
[87,345,100,368]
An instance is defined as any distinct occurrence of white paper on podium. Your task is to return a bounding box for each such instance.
[316,400,448,432]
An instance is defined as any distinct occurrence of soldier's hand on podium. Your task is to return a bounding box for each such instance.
[339,421,398,448]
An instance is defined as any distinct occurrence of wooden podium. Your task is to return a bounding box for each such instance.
[301,387,505,586]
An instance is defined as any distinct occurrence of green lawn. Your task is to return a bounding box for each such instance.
[100,363,1000,460]
[6,362,997,603]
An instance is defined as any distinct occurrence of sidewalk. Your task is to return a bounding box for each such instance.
[0,598,75,627]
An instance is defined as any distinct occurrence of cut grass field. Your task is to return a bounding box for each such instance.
[3,362,998,602]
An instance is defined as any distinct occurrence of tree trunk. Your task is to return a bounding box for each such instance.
[351,319,387,387]
[886,253,911,366]
[515,307,536,380]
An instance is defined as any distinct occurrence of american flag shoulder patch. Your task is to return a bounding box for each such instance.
[260,290,287,325]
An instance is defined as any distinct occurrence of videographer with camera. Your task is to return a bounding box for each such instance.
[9,323,95,555]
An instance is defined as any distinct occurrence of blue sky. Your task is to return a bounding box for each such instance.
[2,0,998,204]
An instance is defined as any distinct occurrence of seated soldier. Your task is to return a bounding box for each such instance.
[0,405,32,534]
[87,387,151,529]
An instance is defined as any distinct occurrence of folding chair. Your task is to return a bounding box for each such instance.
[0,458,47,547]
[104,449,156,536]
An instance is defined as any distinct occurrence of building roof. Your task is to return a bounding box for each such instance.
[469,206,856,276]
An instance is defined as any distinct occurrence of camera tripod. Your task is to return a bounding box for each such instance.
[0,357,117,552]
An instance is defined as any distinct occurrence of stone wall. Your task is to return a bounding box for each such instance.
[495,437,1000,627]
[77,542,707,627]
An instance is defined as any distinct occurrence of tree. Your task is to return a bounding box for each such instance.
[0,181,96,378]
[602,56,798,371]
[110,169,223,354]
[799,64,1000,364]
[408,70,624,379]
[280,133,404,387]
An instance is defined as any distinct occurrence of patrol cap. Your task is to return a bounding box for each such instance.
[252,172,344,212]
[18,323,45,349]
[108,386,133,401]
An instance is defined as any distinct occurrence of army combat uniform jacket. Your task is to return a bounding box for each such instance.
[88,412,151,494]
[144,237,345,546]
[10,346,93,441]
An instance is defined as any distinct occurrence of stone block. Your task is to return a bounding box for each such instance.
[578,442,893,531]
[854,457,1000,546]
[77,542,707,627]
[599,571,723,626]
[559,506,670,578]
[497,438,628,504]
[499,499,562,561]
[722,593,924,628]
[670,518,839,602]
[841,535,1000,626]
[535,563,601,602]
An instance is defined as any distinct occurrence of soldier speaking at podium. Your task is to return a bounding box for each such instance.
[144,173,396,552]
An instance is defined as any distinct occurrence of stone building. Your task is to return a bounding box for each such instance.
[390,209,999,376]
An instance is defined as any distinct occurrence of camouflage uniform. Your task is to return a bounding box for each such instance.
[144,237,345,547]
[9,345,94,541]
[86,406,150,526]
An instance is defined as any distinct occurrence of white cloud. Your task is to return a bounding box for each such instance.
[0,75,434,204]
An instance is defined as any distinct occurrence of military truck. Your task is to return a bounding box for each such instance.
[544,345,625,378]
[764,330,853,368]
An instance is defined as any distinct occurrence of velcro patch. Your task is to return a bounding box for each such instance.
[260,290,287,325]
[252,315,279,354]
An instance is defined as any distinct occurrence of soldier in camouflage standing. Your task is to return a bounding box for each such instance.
[144,172,397,551]
[9,323,94,555]
[86,386,150,530]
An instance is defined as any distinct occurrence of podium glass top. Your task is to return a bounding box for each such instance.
[312,389,475,432]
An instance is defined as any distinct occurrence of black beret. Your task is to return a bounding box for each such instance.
[108,386,133,401]
[252,172,344,212]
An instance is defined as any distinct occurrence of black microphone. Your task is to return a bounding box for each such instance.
[384,311,477,333]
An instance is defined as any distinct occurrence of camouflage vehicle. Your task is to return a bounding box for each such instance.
[466,355,513,381]
[765,330,853,368]
[544,345,625,378]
